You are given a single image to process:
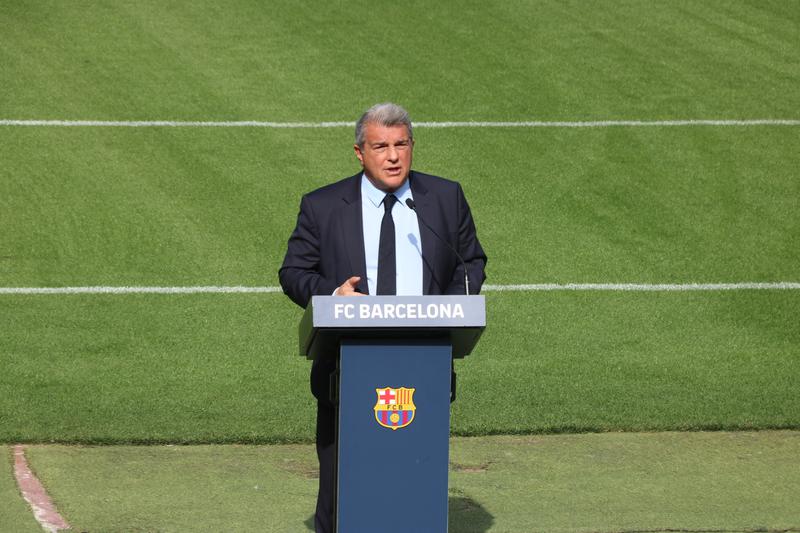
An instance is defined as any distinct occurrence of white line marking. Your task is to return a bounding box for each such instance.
[0,119,353,128]
[482,282,800,291]
[417,119,800,128]
[13,446,70,533]
[0,286,283,294]
[1,119,799,128]
[1,283,798,295]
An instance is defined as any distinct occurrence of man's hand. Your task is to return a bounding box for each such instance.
[334,276,365,296]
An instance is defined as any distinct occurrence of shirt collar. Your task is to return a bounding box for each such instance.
[361,173,413,208]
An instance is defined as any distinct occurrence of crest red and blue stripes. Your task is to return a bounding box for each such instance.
[378,410,414,427]
[375,387,417,430]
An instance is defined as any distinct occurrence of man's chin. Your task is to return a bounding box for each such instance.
[368,173,408,192]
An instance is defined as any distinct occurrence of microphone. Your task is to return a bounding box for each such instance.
[405,198,470,295]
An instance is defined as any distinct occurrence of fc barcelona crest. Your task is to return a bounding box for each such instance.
[374,387,416,430]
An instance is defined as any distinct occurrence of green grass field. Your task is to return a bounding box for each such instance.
[1,290,798,443]
[1,0,799,530]
[3,1,799,120]
[5,432,799,532]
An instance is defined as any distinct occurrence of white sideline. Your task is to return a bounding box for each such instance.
[482,282,800,291]
[1,119,799,128]
[1,282,799,295]
[0,286,283,294]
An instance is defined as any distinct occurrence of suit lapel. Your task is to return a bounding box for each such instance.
[409,172,438,295]
[340,174,369,294]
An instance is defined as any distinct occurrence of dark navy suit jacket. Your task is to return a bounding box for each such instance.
[279,170,487,400]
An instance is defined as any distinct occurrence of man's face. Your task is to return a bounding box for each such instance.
[354,123,414,192]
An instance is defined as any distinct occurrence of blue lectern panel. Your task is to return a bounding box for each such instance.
[337,339,451,533]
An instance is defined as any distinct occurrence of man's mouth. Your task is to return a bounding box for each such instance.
[386,166,402,175]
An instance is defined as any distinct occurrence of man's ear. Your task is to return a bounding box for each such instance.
[353,144,365,167]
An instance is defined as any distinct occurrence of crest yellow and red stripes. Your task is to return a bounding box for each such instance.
[396,388,409,405]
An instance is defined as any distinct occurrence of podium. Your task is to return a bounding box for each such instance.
[300,295,486,533]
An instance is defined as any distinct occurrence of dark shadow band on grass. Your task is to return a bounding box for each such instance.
[589,527,800,533]
[449,421,800,439]
[6,421,800,445]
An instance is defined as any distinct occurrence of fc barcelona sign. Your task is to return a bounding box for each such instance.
[374,387,416,430]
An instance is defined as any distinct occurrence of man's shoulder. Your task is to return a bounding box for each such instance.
[300,170,462,204]
[410,170,456,184]
[409,170,463,195]
[303,173,361,203]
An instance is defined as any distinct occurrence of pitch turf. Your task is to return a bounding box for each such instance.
[1,126,798,286]
[1,290,797,443]
[17,431,800,532]
[3,1,800,120]
[1,1,799,443]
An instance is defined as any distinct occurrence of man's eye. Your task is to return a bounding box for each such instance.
[373,145,387,153]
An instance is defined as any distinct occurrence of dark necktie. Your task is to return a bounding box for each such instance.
[376,193,398,295]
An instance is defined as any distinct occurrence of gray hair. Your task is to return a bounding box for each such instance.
[355,102,413,148]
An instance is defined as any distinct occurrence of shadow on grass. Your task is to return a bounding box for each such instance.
[302,496,494,532]
[449,495,494,532]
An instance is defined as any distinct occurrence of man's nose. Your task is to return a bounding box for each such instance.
[387,145,399,161]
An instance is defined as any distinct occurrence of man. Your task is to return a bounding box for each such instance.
[279,102,486,533]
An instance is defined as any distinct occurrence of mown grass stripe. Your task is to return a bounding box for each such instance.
[1,119,799,128]
[1,283,798,295]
